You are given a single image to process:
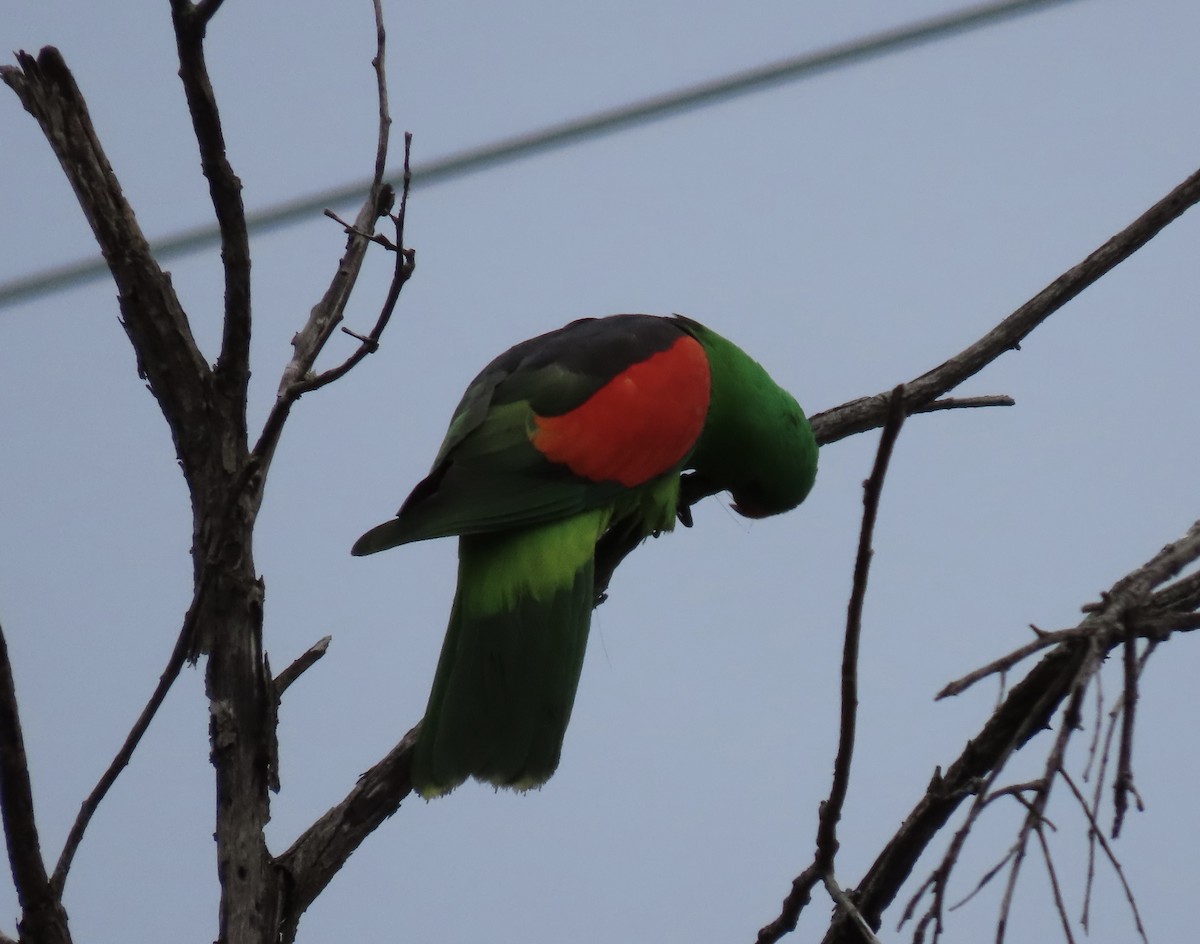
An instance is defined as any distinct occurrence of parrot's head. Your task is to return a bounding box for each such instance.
[725,388,817,518]
[676,316,818,519]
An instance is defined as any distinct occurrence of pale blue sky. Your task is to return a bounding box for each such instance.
[3,1,1199,941]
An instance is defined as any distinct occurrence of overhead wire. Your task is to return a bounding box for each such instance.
[0,0,1079,309]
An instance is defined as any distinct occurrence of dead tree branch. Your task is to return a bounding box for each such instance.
[0,48,213,484]
[170,0,252,413]
[757,387,907,943]
[255,0,402,469]
[809,163,1200,447]
[0,624,72,944]
[275,724,421,944]
[821,520,1200,944]
[3,1,407,940]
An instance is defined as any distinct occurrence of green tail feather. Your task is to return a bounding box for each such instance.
[412,512,608,798]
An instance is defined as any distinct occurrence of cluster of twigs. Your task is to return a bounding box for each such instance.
[895,522,1200,944]
[2,2,1200,943]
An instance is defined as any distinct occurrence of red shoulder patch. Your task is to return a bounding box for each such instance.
[531,334,710,487]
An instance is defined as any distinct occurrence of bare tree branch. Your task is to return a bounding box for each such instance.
[1111,633,1140,837]
[170,0,252,427]
[256,0,401,469]
[0,623,72,944]
[758,388,907,943]
[50,617,194,893]
[1032,824,1076,944]
[914,394,1014,414]
[809,164,1200,447]
[1059,769,1148,943]
[0,48,213,484]
[293,138,415,395]
[822,520,1200,944]
[273,637,332,697]
[276,725,420,943]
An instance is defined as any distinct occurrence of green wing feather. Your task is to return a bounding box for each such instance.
[353,319,679,554]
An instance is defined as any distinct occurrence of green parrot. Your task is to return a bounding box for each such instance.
[353,314,818,798]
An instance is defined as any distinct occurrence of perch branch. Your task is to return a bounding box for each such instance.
[809,163,1200,447]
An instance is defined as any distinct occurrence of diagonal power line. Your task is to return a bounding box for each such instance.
[1,0,1079,309]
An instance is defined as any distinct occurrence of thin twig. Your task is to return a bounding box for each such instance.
[938,608,1200,701]
[1081,670,1105,784]
[1111,631,1139,837]
[1059,769,1149,944]
[274,636,333,696]
[254,0,402,467]
[937,626,1091,699]
[947,847,1016,913]
[50,622,191,892]
[295,137,415,394]
[994,660,1096,944]
[1033,824,1077,944]
[824,875,884,944]
[914,394,1015,414]
[822,385,907,855]
[757,387,907,944]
